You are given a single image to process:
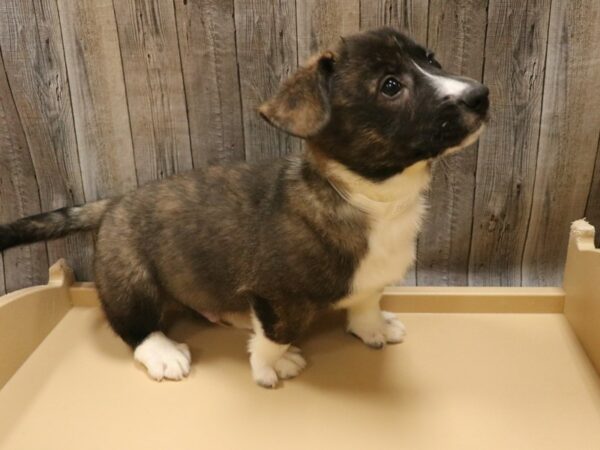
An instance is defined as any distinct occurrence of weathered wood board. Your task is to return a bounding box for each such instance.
[0,0,94,281]
[0,50,49,291]
[522,0,600,286]
[114,0,194,184]
[468,0,551,286]
[234,0,300,161]
[416,0,487,286]
[174,0,245,166]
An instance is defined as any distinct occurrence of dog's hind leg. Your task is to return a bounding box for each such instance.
[96,264,191,381]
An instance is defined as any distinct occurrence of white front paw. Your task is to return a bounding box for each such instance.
[348,311,406,348]
[134,332,191,381]
[382,311,407,343]
[251,346,307,388]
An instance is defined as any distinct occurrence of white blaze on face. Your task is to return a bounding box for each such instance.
[413,62,471,98]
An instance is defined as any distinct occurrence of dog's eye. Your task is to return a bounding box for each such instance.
[426,52,441,68]
[381,77,403,97]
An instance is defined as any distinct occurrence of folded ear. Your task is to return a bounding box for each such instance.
[259,52,335,138]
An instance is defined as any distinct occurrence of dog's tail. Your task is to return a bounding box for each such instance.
[0,199,111,251]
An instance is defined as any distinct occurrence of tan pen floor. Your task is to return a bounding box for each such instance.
[1,307,600,450]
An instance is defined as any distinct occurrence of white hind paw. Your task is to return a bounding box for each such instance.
[134,332,191,381]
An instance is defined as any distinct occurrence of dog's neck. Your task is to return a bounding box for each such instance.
[305,145,431,215]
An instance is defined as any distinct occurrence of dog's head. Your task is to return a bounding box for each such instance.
[260,27,489,181]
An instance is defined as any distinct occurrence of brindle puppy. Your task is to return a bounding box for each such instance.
[0,28,489,387]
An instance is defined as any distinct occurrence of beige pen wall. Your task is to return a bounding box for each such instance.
[0,0,599,292]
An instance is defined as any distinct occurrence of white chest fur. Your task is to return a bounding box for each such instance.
[352,194,427,292]
[326,160,431,307]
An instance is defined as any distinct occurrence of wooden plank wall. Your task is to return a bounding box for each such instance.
[469,0,551,285]
[0,0,599,293]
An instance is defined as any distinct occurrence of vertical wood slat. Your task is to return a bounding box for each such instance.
[468,0,551,286]
[57,0,137,201]
[359,0,428,286]
[416,0,487,286]
[0,0,94,281]
[0,51,49,291]
[522,0,600,286]
[233,0,300,161]
[360,0,429,44]
[0,253,5,295]
[585,137,600,249]
[297,0,360,61]
[174,0,245,166]
[113,0,193,185]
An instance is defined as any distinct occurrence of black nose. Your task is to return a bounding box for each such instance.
[460,84,489,113]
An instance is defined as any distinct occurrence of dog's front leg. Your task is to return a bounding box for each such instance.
[346,293,406,349]
[247,296,310,388]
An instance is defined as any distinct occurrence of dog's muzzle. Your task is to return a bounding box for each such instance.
[459,83,490,117]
